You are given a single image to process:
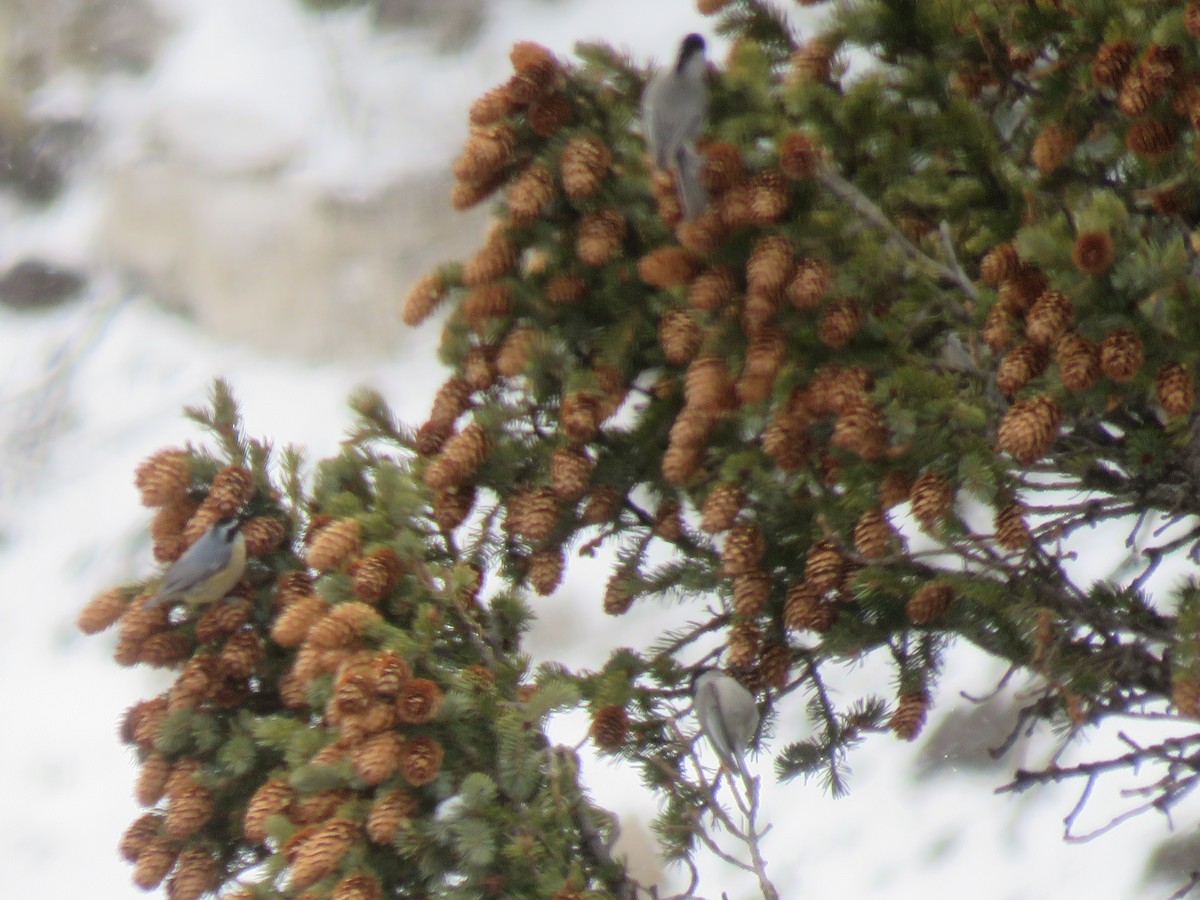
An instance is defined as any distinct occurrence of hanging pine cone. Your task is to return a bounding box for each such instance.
[425,423,490,490]
[469,82,517,127]
[889,689,930,741]
[995,503,1032,551]
[167,847,219,900]
[505,486,560,542]
[783,582,837,632]
[1155,362,1194,417]
[762,407,809,471]
[1091,39,1136,87]
[575,209,625,266]
[134,448,190,507]
[1098,327,1144,382]
[528,546,565,596]
[664,407,714,482]
[906,581,955,624]
[806,364,872,417]
[779,131,821,179]
[581,485,621,524]
[982,304,1014,352]
[1055,333,1100,392]
[722,522,766,577]
[494,325,539,378]
[910,471,953,530]
[507,163,555,225]
[997,264,1048,313]
[401,271,449,327]
[684,355,734,414]
[639,246,701,290]
[688,265,737,311]
[979,242,1020,286]
[700,141,745,194]
[749,169,790,224]
[1031,124,1076,174]
[1071,231,1116,274]
[831,396,887,459]
[996,342,1049,396]
[879,470,912,509]
[804,539,846,593]
[1117,71,1156,117]
[746,235,794,297]
[786,257,831,309]
[658,307,703,364]
[560,134,611,200]
[550,446,593,500]
[817,297,863,348]
[603,571,634,615]
[726,621,761,670]
[996,394,1061,464]
[463,230,517,288]
[560,391,601,444]
[463,283,514,332]
[1025,290,1072,345]
[756,639,791,690]
[433,484,476,532]
[700,482,743,533]
[733,570,771,618]
[590,705,630,750]
[854,508,896,558]
[790,38,835,83]
[306,518,361,572]
[1187,0,1200,38]
[1126,118,1178,158]
[1171,675,1200,718]
[737,326,786,405]
[366,788,418,845]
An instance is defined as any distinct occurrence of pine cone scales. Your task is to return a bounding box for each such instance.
[134,449,190,506]
[590,705,629,750]
[1156,362,1194,416]
[1099,327,1144,382]
[909,472,953,530]
[997,394,1061,464]
[890,689,930,741]
[700,483,742,533]
[906,581,955,624]
[560,135,612,200]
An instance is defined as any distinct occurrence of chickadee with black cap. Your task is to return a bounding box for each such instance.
[641,33,710,220]
[143,515,247,608]
[690,666,758,782]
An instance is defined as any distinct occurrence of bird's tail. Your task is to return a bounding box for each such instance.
[675,146,709,221]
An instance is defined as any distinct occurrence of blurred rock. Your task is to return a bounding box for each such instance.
[1144,831,1200,894]
[373,0,486,50]
[914,696,1028,780]
[101,159,490,359]
[0,110,67,204]
[1,0,166,85]
[0,259,86,311]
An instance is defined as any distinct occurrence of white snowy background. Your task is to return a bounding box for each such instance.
[1,1,1197,897]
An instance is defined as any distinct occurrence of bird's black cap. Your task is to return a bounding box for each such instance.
[676,33,707,72]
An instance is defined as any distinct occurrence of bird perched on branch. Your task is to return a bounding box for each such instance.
[691,666,758,782]
[143,516,246,608]
[641,33,710,220]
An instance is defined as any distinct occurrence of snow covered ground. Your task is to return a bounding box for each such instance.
[0,1,1196,897]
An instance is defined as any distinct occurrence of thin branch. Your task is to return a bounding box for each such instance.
[816,164,979,304]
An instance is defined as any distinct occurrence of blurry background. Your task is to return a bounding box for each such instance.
[0,0,1196,896]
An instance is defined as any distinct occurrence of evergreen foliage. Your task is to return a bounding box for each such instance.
[78,0,1200,895]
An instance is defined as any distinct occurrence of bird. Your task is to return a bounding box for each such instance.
[143,515,247,608]
[691,667,758,782]
[641,33,710,220]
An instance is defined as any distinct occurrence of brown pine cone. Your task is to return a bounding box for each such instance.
[590,704,629,751]
[909,472,953,530]
[906,581,955,625]
[1155,362,1194,417]
[996,394,1061,464]
[889,689,930,741]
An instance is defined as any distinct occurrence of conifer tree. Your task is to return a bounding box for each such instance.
[79,1,1200,896]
